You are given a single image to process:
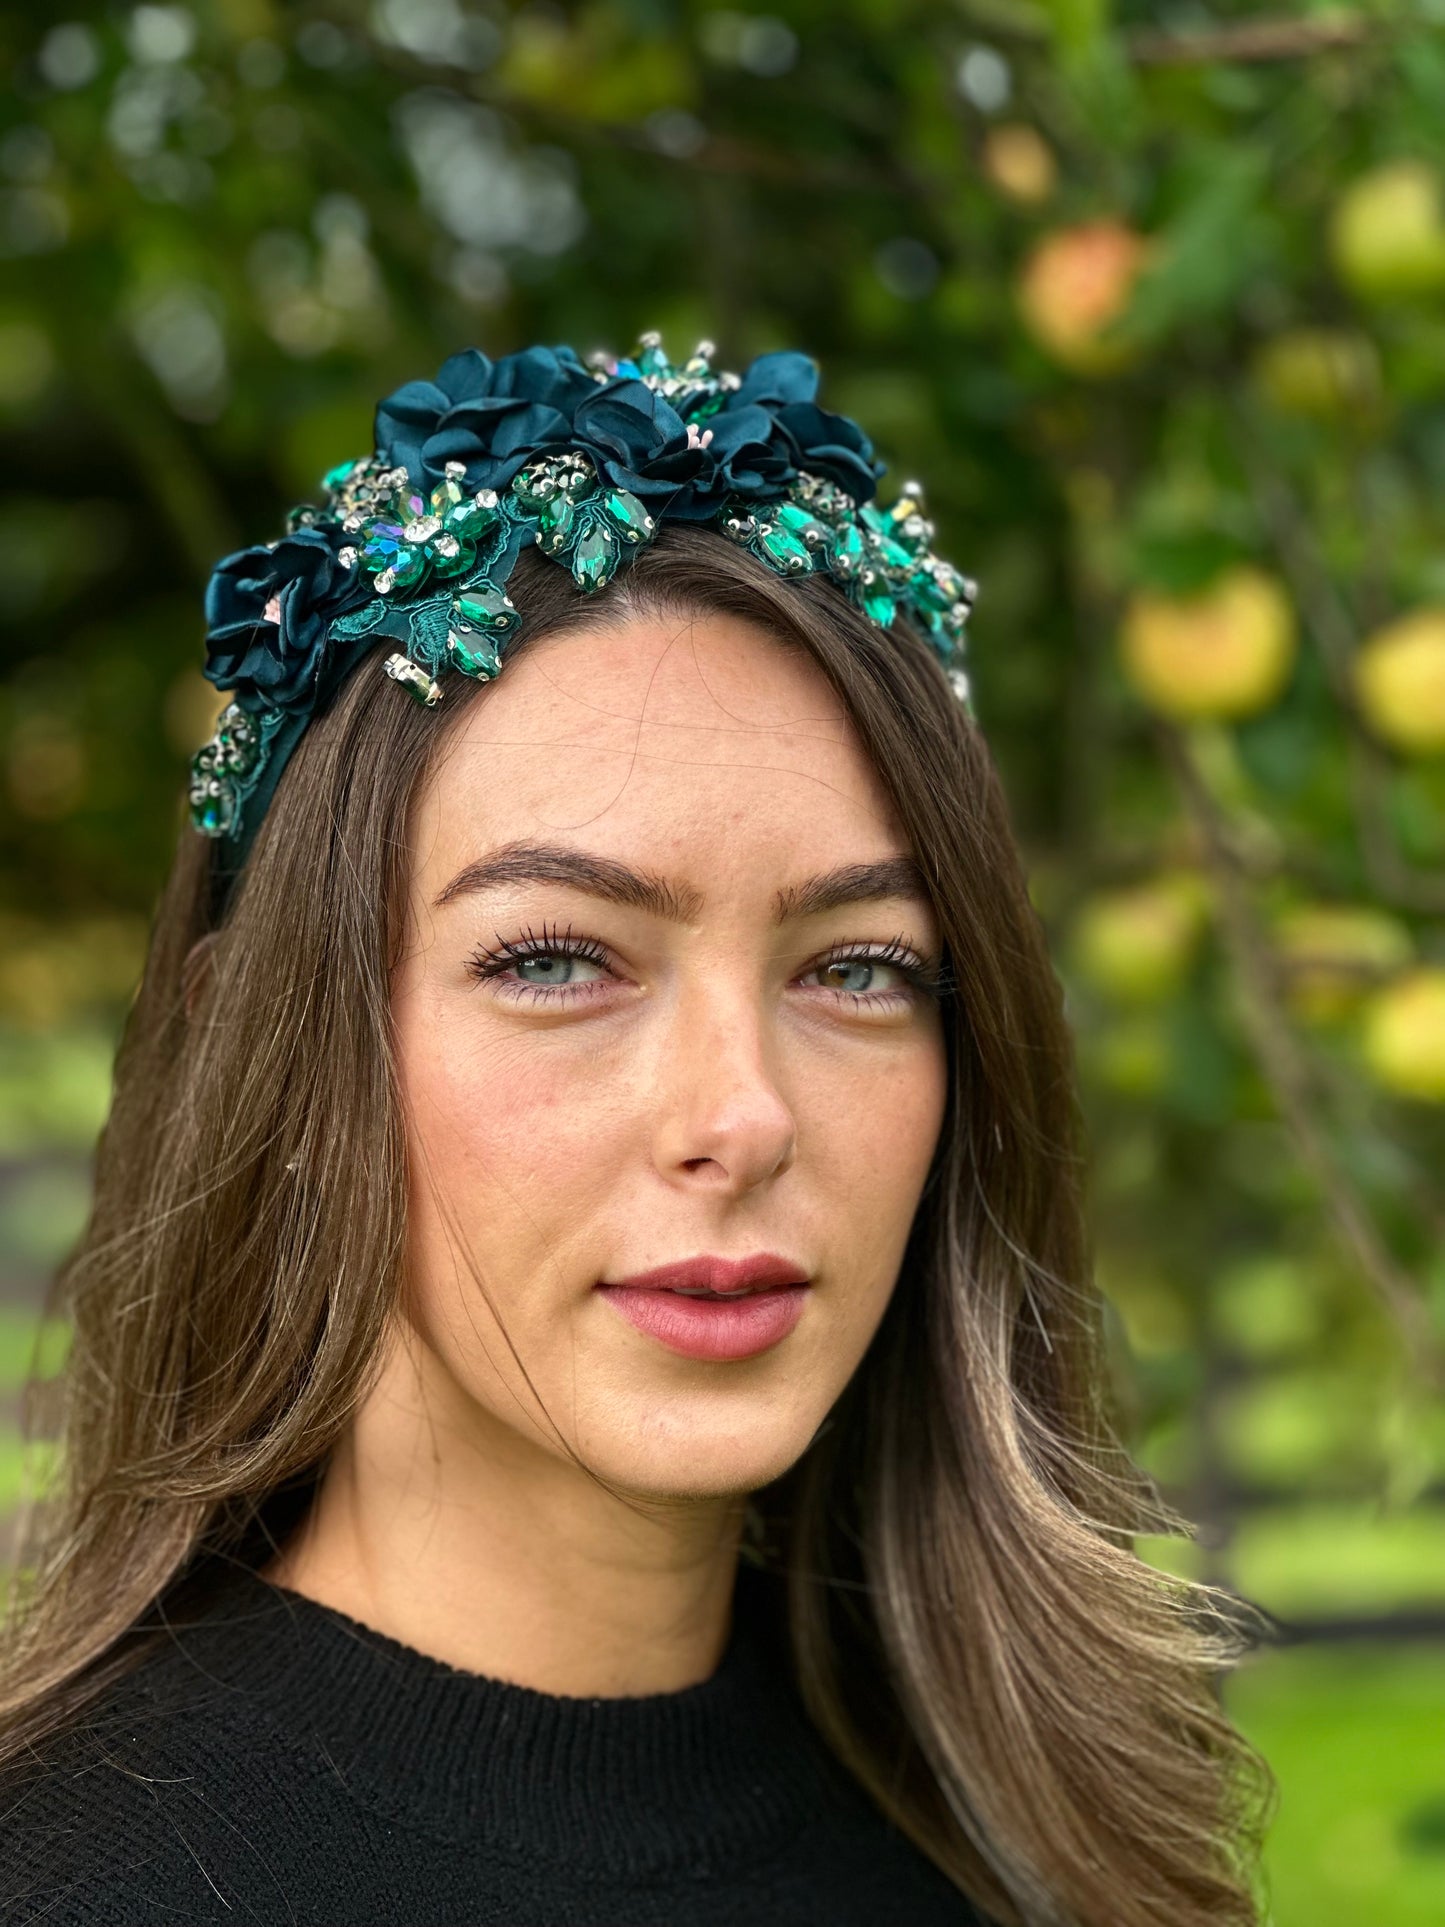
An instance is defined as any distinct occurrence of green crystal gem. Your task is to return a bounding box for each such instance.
[602,489,653,543]
[775,502,827,548]
[427,532,475,578]
[430,476,464,514]
[861,586,897,625]
[872,535,913,574]
[447,627,504,679]
[323,459,360,492]
[571,522,618,590]
[830,522,865,575]
[453,587,518,633]
[760,524,815,573]
[447,492,500,536]
[197,791,228,835]
[536,494,576,553]
[511,471,551,512]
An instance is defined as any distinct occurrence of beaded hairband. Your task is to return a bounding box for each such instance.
[189,333,978,860]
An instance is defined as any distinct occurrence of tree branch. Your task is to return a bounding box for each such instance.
[1129,13,1371,67]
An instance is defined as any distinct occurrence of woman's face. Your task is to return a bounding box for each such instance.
[390,607,948,1502]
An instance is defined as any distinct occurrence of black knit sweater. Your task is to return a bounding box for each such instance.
[0,1558,984,1925]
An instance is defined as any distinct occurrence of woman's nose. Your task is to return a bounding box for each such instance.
[648,971,797,1191]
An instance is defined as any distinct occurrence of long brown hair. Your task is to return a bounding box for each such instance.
[0,522,1275,1924]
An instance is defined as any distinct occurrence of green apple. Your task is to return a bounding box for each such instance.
[1120,567,1297,721]
[1362,968,1445,1102]
[1329,160,1445,302]
[1071,873,1211,1003]
[1353,609,1445,755]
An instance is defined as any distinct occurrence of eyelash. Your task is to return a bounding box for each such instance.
[464,920,949,1010]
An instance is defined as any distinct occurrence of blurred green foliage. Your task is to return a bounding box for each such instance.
[1,3,1444,1919]
[1230,1644,1445,1924]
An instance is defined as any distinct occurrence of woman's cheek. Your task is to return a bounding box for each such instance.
[407,1023,628,1219]
[815,1043,946,1177]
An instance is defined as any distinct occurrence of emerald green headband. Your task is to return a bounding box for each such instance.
[189,332,977,867]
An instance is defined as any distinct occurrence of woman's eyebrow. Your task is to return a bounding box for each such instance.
[433,839,930,925]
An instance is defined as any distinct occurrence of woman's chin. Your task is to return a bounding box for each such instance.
[575,1408,819,1507]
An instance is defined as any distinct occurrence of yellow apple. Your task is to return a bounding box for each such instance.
[1352,609,1445,756]
[1071,872,1211,1003]
[1252,328,1382,420]
[1330,160,1445,302]
[1273,905,1414,1023]
[1361,967,1445,1102]
[1016,221,1151,375]
[982,124,1057,205]
[1120,567,1297,721]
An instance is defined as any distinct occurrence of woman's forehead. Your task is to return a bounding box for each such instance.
[451,606,846,739]
[409,611,907,878]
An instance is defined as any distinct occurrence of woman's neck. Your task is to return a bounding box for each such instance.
[261,1318,749,1698]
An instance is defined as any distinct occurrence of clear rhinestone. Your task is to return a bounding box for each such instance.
[444,460,466,480]
[338,546,357,568]
[432,533,460,559]
[404,515,441,542]
[375,568,396,594]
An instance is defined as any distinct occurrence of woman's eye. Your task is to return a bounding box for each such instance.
[465,926,615,1004]
[805,955,919,1002]
[508,951,607,989]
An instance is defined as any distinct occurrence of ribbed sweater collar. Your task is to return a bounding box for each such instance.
[143,1557,841,1876]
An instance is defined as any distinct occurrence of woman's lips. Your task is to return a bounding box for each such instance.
[595,1254,812,1361]
[603,1253,809,1294]
[595,1281,809,1362]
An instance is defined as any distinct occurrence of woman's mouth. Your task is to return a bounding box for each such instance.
[595,1253,812,1361]
[595,1282,809,1361]
[666,1284,767,1298]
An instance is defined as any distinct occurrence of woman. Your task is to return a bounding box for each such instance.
[0,335,1273,1925]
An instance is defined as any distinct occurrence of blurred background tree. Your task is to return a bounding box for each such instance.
[1,2,1444,1919]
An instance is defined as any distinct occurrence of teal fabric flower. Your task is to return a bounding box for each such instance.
[374,345,600,491]
[726,350,883,503]
[202,527,369,711]
[373,343,883,521]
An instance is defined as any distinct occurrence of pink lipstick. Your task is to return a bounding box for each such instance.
[596,1253,810,1362]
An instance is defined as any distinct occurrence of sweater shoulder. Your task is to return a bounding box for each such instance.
[0,1660,321,1927]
